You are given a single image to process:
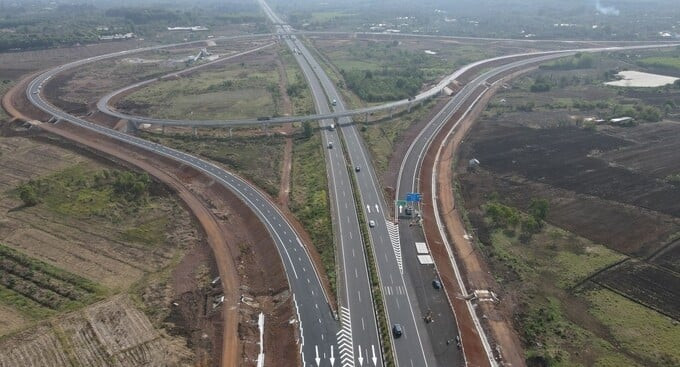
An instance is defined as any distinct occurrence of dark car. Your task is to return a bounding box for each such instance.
[392,324,403,338]
[355,166,361,172]
[432,279,442,289]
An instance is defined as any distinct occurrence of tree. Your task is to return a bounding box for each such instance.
[529,198,549,222]
[18,184,40,206]
[302,121,313,139]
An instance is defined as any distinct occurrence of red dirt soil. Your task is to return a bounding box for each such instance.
[417,67,541,367]
[3,78,301,366]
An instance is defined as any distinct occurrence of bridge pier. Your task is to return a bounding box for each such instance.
[389,107,394,119]
[161,125,165,134]
[365,113,369,123]
[229,128,233,138]
[407,102,412,113]
[192,127,197,136]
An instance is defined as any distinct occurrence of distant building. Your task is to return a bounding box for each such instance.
[167,26,209,32]
[610,116,635,126]
[99,33,135,41]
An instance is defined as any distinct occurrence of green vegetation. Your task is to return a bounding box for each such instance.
[124,65,282,120]
[290,131,335,292]
[540,53,596,71]
[0,2,265,52]
[279,48,315,115]
[142,131,284,196]
[471,196,680,365]
[359,100,436,176]
[665,173,680,186]
[15,164,152,220]
[588,289,680,366]
[0,244,106,319]
[0,80,12,121]
[337,43,443,102]
[275,0,680,41]
[637,57,680,71]
[484,197,548,239]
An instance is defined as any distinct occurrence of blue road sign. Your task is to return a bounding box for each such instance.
[406,193,422,202]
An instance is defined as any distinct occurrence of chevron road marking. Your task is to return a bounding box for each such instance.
[385,221,403,273]
[337,306,355,367]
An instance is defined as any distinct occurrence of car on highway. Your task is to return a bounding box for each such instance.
[432,279,442,290]
[332,98,337,106]
[368,220,376,228]
[355,165,361,172]
[328,142,333,149]
[392,324,403,338]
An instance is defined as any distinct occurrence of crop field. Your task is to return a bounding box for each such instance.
[0,295,190,367]
[456,50,680,365]
[594,260,680,320]
[650,239,680,273]
[0,244,104,318]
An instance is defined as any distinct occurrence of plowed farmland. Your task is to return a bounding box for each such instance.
[456,50,680,365]
[0,296,192,367]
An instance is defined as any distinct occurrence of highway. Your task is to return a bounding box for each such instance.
[25,48,339,367]
[393,53,576,367]
[258,1,384,366]
[24,17,680,366]
[290,32,434,367]
[95,41,680,128]
[256,3,680,367]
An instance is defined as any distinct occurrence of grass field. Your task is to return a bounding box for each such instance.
[457,50,680,366]
[587,288,680,366]
[279,48,315,115]
[289,132,335,292]
[141,131,285,196]
[359,100,436,178]
[123,66,279,120]
[637,56,680,71]
[471,203,654,365]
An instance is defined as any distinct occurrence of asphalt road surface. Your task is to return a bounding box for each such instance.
[25,56,339,367]
[258,1,384,366]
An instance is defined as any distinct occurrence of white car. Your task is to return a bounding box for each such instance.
[368,220,376,228]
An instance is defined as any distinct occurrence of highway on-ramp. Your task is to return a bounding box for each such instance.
[25,48,339,367]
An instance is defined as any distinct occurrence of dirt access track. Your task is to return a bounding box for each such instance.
[3,75,303,366]
[417,66,545,367]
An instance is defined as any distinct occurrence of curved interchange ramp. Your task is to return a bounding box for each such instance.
[25,38,339,367]
[24,20,680,367]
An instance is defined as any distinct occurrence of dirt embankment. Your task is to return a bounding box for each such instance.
[432,77,529,367]
[415,67,541,366]
[4,79,299,366]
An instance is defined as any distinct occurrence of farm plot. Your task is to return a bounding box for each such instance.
[0,295,190,367]
[593,260,680,320]
[0,244,104,318]
[650,239,680,274]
